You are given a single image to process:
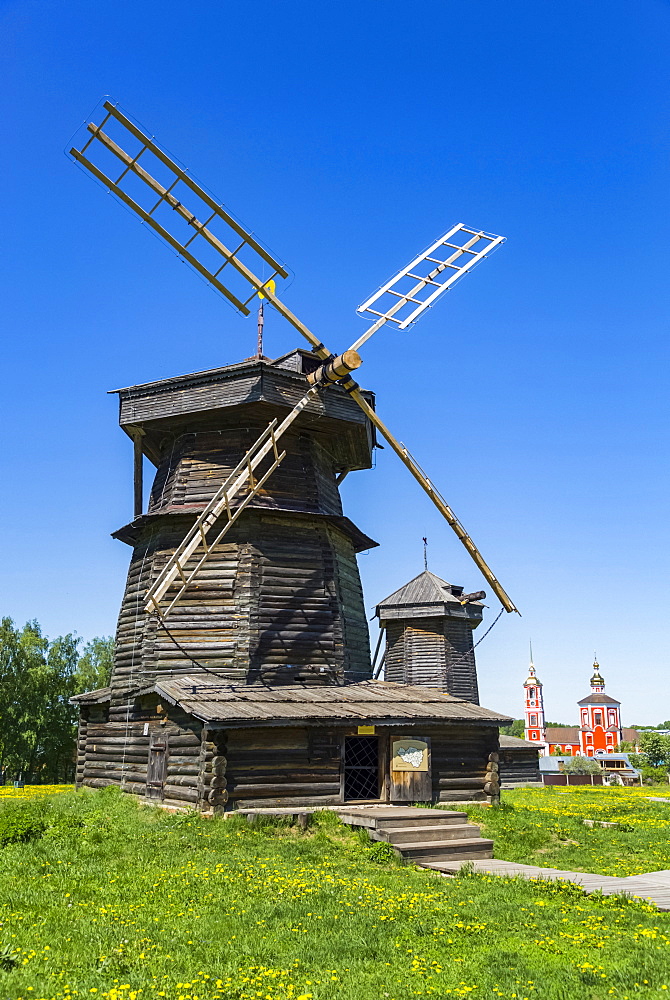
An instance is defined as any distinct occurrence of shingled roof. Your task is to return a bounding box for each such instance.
[499,734,542,749]
[376,571,484,621]
[545,727,580,743]
[137,677,511,727]
[70,687,111,705]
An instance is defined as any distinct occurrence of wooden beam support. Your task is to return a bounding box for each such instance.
[131,429,144,519]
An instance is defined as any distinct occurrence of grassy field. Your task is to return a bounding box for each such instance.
[0,787,669,1000]
[452,786,670,877]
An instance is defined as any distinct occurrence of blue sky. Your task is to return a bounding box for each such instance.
[1,0,669,724]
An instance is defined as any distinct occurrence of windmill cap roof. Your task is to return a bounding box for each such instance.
[376,570,483,610]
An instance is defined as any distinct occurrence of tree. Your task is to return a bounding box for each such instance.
[638,732,670,768]
[499,719,525,738]
[0,619,115,783]
[75,636,114,693]
[563,755,601,775]
[24,632,81,783]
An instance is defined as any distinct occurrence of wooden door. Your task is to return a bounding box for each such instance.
[146,732,168,800]
[390,736,432,802]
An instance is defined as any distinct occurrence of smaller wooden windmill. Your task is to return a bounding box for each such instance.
[376,571,485,703]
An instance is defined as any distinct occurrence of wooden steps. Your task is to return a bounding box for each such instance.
[337,806,493,864]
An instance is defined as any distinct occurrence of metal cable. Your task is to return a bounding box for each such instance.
[448,605,505,671]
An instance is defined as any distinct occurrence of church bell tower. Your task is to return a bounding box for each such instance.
[523,658,546,751]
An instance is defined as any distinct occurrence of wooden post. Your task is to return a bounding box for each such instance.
[131,430,144,519]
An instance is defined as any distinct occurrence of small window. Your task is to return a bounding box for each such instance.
[594,712,603,726]
[530,714,537,726]
[528,688,535,699]
[565,745,572,755]
[586,733,593,744]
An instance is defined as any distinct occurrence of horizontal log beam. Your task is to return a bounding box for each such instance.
[228,782,340,798]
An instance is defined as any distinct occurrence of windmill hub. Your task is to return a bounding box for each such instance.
[306,350,362,386]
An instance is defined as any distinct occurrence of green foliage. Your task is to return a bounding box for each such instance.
[639,732,670,768]
[1,787,669,1000]
[0,943,19,971]
[0,801,47,845]
[627,755,669,784]
[562,755,602,775]
[74,636,114,693]
[499,719,525,737]
[0,618,114,783]
[363,839,399,865]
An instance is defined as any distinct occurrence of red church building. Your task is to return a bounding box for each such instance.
[523,658,638,757]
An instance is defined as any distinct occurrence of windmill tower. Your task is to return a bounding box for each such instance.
[108,349,377,714]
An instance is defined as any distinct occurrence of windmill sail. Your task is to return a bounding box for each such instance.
[70,101,287,314]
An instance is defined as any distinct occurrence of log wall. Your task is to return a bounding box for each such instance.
[78,698,206,810]
[78,705,500,809]
[109,370,376,709]
[149,426,344,518]
[109,511,371,714]
[222,722,499,809]
[223,726,343,810]
[499,746,541,785]
[384,617,479,704]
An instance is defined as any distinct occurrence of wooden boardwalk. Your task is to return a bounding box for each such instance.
[423,859,670,910]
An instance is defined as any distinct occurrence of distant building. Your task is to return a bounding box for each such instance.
[498,734,542,786]
[539,752,641,786]
[521,657,638,757]
[523,662,546,747]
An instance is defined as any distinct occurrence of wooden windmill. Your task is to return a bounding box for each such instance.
[70,101,515,812]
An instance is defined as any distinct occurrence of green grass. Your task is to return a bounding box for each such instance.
[447,786,670,877]
[0,788,669,1000]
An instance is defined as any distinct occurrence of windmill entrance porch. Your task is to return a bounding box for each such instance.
[73,678,506,809]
